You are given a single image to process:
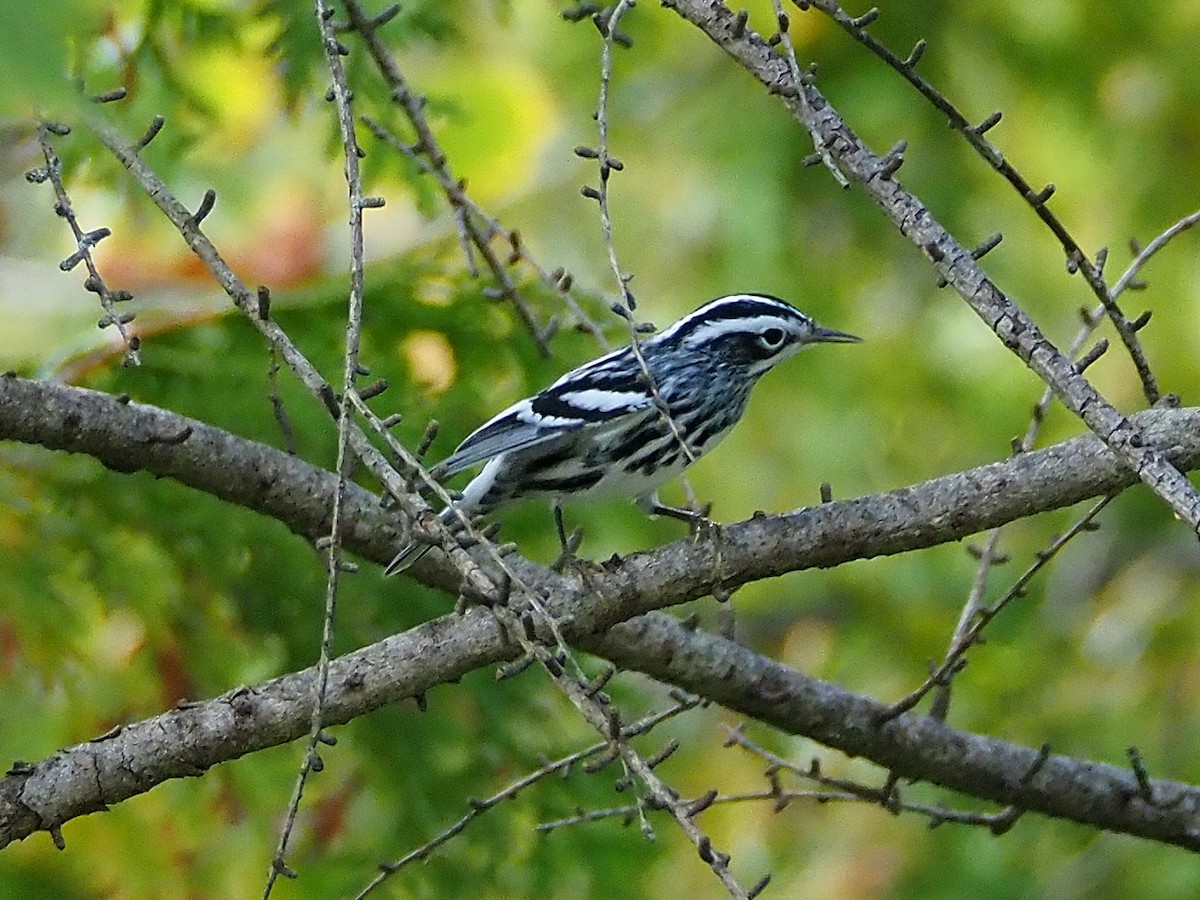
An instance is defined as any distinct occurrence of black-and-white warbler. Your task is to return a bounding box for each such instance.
[386,293,859,574]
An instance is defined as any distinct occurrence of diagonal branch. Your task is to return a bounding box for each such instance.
[662,0,1200,535]
[342,0,606,354]
[33,124,140,365]
[592,615,1200,850]
[796,0,1162,404]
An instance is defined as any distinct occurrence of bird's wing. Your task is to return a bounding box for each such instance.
[439,353,653,478]
[438,400,569,478]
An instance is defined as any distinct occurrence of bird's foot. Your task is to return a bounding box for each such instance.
[550,502,595,573]
[551,525,592,573]
[647,499,720,541]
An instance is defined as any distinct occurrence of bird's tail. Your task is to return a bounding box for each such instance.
[384,540,434,576]
[384,504,458,576]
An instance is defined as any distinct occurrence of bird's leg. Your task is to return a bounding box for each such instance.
[639,492,718,538]
[550,500,586,572]
[553,500,569,549]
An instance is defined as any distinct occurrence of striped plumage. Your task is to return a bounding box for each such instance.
[386,293,859,574]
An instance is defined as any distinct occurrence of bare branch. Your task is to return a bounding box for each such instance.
[5,375,1200,848]
[363,694,700,887]
[793,0,1163,404]
[6,536,1200,852]
[1110,209,1200,298]
[723,726,1026,835]
[767,1,848,186]
[884,495,1112,720]
[592,614,1200,850]
[262,3,376,894]
[586,0,707,516]
[341,0,611,354]
[934,210,1199,719]
[32,125,140,365]
[3,374,1199,606]
[664,0,1200,536]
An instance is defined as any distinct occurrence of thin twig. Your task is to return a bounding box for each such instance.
[583,7,749,895]
[592,0,637,308]
[262,3,373,895]
[1109,209,1200,299]
[794,0,1161,404]
[347,389,578,657]
[537,787,860,831]
[539,784,1025,833]
[938,208,1200,717]
[33,124,140,366]
[767,0,848,187]
[363,114,609,352]
[722,725,1026,835]
[266,348,298,455]
[358,693,701,892]
[588,0,708,515]
[342,0,611,353]
[883,495,1113,720]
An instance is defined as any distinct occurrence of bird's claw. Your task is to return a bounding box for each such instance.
[647,499,719,540]
[551,525,588,572]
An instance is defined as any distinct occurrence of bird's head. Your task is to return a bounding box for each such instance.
[654,293,860,376]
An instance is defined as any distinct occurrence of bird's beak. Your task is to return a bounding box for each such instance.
[811,325,862,344]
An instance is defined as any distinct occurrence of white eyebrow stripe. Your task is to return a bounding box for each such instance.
[682,315,796,344]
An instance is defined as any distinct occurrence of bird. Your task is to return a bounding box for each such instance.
[386,292,860,574]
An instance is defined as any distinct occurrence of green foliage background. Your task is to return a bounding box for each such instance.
[2,0,1200,897]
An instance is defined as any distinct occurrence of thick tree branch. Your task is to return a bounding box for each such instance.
[4,374,1199,602]
[591,615,1200,850]
[5,546,1200,851]
[0,373,404,563]
[4,373,1200,847]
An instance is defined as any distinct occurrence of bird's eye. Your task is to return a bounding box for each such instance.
[759,327,786,349]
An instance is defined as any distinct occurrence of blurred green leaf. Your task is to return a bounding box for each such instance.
[4,1,1200,897]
